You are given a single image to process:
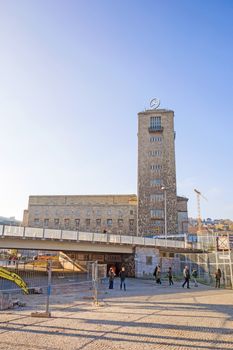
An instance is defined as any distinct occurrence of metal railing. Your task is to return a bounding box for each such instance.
[0,225,186,249]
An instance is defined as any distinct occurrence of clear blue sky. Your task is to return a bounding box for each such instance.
[0,0,233,220]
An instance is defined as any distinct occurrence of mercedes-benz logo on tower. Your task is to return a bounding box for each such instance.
[150,98,160,109]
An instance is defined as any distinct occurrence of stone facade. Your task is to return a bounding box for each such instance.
[135,247,160,278]
[23,195,137,236]
[177,196,189,234]
[138,109,177,236]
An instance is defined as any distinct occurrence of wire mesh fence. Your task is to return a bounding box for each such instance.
[179,251,233,288]
[0,259,107,313]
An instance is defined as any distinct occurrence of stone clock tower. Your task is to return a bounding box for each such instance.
[137,105,178,236]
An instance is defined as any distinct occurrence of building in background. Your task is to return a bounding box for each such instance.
[0,216,21,226]
[22,104,188,236]
[23,195,137,236]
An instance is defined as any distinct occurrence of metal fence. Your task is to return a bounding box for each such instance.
[179,251,233,288]
[0,259,107,313]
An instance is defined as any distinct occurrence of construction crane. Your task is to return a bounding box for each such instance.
[194,189,207,233]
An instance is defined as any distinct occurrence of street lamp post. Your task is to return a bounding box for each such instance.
[161,186,167,246]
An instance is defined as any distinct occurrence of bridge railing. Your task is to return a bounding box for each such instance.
[1,225,186,249]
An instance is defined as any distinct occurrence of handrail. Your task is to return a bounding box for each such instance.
[1,225,188,249]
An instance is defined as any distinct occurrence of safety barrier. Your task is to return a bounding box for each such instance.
[0,260,103,314]
[0,225,186,249]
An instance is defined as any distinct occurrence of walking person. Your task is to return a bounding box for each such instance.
[192,268,198,287]
[182,266,190,289]
[168,267,174,286]
[108,267,115,289]
[153,265,158,280]
[156,265,162,284]
[215,268,221,288]
[119,266,126,291]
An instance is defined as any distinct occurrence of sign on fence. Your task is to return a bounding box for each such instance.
[216,236,229,251]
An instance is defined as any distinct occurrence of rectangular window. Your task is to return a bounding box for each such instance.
[86,219,90,227]
[34,218,40,225]
[130,210,134,215]
[118,210,123,217]
[150,136,162,142]
[54,218,59,226]
[150,164,162,170]
[75,219,80,228]
[107,219,112,226]
[64,218,70,228]
[129,219,134,231]
[150,219,164,226]
[150,194,164,202]
[149,150,162,156]
[150,209,164,218]
[150,179,162,186]
[118,219,123,227]
[129,219,134,226]
[44,218,49,227]
[150,116,161,129]
[96,218,101,226]
[146,256,152,265]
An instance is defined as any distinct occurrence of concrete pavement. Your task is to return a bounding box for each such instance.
[0,279,233,350]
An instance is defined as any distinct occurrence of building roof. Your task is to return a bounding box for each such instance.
[177,196,189,202]
[138,109,174,115]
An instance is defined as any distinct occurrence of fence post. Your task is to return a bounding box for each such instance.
[31,260,52,318]
[45,260,52,316]
[92,261,99,306]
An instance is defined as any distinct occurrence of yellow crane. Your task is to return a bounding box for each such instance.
[194,189,207,233]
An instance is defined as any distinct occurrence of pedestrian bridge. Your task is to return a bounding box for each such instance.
[0,225,200,253]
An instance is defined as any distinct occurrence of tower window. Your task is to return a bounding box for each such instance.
[150,165,162,171]
[150,179,162,186]
[150,194,164,202]
[150,209,164,218]
[150,116,161,129]
[150,136,162,142]
[149,150,162,156]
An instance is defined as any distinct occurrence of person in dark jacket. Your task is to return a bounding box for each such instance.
[154,265,161,284]
[108,267,115,289]
[182,266,190,289]
[153,265,158,280]
[215,268,221,288]
[168,267,174,286]
[119,266,126,291]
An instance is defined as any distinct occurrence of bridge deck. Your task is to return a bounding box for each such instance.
[0,225,201,253]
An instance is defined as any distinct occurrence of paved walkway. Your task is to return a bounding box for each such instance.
[0,279,233,350]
